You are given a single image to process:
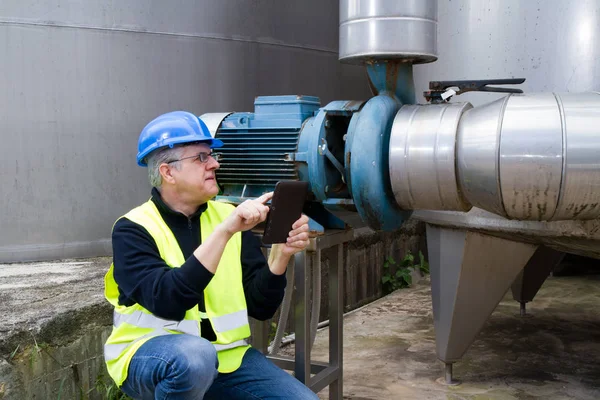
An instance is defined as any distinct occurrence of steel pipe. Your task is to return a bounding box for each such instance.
[389,102,472,211]
[389,92,600,221]
[339,0,438,64]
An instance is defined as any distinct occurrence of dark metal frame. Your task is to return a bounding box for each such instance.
[254,229,353,399]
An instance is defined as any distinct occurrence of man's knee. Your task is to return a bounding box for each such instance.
[122,335,219,398]
[172,335,218,378]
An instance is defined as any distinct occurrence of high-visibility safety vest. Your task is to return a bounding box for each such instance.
[103,200,251,386]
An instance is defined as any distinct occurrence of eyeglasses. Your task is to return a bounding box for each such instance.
[166,151,220,164]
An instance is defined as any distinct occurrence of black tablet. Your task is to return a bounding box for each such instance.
[262,181,309,244]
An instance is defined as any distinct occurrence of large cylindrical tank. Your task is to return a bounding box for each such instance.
[0,0,371,263]
[413,0,600,105]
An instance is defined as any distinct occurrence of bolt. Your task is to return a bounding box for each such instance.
[343,134,347,141]
[325,119,331,128]
[325,185,329,193]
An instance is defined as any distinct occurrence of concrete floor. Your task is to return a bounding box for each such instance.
[304,274,600,400]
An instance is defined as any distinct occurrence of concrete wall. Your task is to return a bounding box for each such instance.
[0,0,372,263]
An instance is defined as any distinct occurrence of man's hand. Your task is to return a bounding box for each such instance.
[269,214,311,275]
[275,214,310,257]
[221,192,273,235]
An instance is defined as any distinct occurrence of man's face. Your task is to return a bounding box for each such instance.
[168,143,220,204]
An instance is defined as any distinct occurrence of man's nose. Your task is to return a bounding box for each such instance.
[207,156,219,169]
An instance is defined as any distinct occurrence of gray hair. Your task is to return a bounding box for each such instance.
[146,146,185,188]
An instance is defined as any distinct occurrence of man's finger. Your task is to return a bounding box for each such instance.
[242,207,259,221]
[258,205,269,221]
[288,232,310,242]
[247,203,268,221]
[289,224,309,237]
[256,192,274,204]
[292,215,309,230]
[288,240,309,249]
[248,202,267,214]
[240,208,253,221]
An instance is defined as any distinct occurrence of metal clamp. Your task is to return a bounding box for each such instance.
[424,78,526,103]
[318,138,346,183]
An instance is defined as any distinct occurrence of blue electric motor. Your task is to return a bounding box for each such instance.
[200,94,411,232]
[211,96,320,198]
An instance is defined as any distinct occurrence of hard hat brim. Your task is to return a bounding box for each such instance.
[137,137,224,167]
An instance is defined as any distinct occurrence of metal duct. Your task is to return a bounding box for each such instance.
[389,102,472,211]
[389,92,600,221]
[338,0,438,64]
[540,93,600,220]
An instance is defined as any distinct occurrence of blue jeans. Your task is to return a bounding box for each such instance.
[120,335,319,400]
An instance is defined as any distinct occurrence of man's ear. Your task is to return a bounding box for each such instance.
[159,163,176,185]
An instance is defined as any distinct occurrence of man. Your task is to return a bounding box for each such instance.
[104,111,318,399]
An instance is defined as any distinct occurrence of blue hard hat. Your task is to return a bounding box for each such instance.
[136,111,224,167]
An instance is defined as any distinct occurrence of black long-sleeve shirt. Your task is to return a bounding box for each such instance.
[111,188,286,341]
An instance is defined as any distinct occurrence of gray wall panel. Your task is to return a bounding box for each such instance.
[0,0,339,51]
[0,1,371,262]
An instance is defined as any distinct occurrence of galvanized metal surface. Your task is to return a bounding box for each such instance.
[497,92,600,221]
[498,94,563,220]
[0,0,371,263]
[510,247,565,305]
[460,93,600,221]
[553,92,600,220]
[393,92,600,221]
[456,97,508,217]
[389,102,472,211]
[396,0,600,265]
[414,209,600,260]
[413,0,600,105]
[426,225,537,363]
[339,0,438,64]
[0,0,341,54]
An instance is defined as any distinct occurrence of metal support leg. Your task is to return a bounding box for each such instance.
[264,230,352,399]
[294,251,311,385]
[511,246,565,317]
[427,225,537,383]
[251,317,269,354]
[443,363,460,386]
[519,302,527,317]
[329,244,343,399]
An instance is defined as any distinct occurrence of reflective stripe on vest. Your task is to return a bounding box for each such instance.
[105,309,249,361]
[105,336,249,361]
[113,310,200,336]
[112,309,248,335]
[104,330,166,361]
[211,309,249,333]
[214,339,248,351]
